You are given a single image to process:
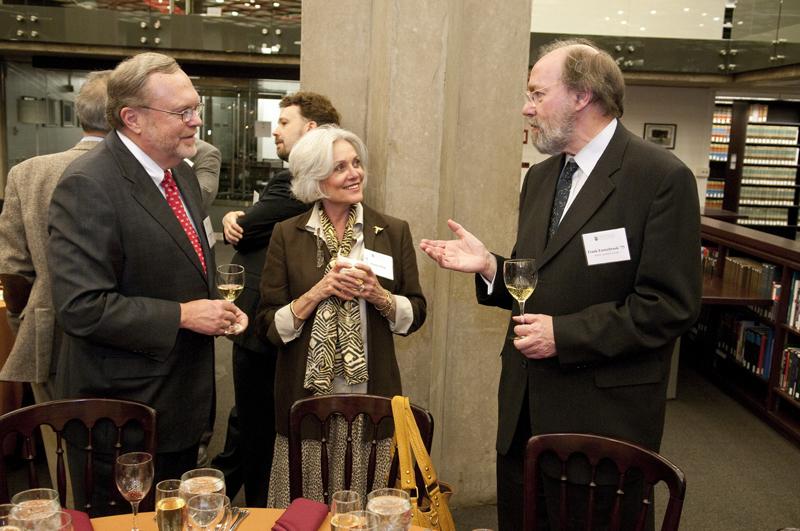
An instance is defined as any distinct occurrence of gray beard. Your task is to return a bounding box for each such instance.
[531,111,575,155]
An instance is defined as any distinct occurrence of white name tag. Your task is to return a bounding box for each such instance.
[362,249,394,280]
[203,216,216,248]
[581,228,630,265]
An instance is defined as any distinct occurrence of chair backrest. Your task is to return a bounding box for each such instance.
[288,393,433,504]
[0,398,157,513]
[524,433,686,531]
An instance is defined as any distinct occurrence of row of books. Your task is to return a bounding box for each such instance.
[722,256,779,299]
[736,208,790,225]
[779,348,800,400]
[709,143,728,162]
[748,103,769,123]
[739,186,796,205]
[710,123,731,144]
[701,246,719,277]
[746,124,799,145]
[704,198,723,209]
[713,106,732,124]
[784,272,800,330]
[742,166,797,182]
[743,146,799,166]
[716,312,774,380]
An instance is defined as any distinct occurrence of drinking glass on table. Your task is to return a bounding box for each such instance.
[155,479,185,531]
[186,493,225,531]
[0,503,21,531]
[333,510,379,531]
[9,488,59,530]
[503,258,538,340]
[366,488,412,531]
[179,468,226,501]
[115,452,154,531]
[330,490,362,530]
[51,511,72,531]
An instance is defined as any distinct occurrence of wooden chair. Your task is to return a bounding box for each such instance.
[0,398,157,513]
[524,433,686,531]
[288,393,433,504]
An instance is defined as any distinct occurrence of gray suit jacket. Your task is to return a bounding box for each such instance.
[478,124,702,455]
[47,131,216,452]
[0,139,100,383]
[191,139,221,212]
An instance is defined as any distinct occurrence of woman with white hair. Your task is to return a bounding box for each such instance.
[257,125,426,506]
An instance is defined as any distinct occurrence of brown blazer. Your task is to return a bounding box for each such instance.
[0,139,100,383]
[257,204,426,436]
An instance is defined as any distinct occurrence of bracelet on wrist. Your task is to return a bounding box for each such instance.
[375,289,395,318]
[289,298,303,321]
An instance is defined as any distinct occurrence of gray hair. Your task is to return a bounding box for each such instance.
[289,125,368,204]
[106,52,180,130]
[76,70,111,133]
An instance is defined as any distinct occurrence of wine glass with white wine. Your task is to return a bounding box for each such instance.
[503,258,538,340]
[216,264,245,334]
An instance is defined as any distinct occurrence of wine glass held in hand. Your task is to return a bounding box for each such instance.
[115,452,154,531]
[216,264,244,303]
[503,258,538,340]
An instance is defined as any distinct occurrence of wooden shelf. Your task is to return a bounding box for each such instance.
[702,276,774,305]
[781,324,800,336]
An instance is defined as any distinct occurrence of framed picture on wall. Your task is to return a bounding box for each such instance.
[46,98,60,127]
[643,123,676,149]
[62,100,76,127]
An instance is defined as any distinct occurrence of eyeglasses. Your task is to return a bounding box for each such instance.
[524,82,559,106]
[141,103,204,124]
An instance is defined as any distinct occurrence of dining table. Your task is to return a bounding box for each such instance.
[92,508,428,530]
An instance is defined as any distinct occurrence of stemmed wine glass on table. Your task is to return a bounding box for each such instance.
[115,452,154,531]
[216,264,245,334]
[503,258,538,340]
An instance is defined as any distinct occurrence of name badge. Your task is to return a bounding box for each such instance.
[362,249,394,280]
[581,228,630,266]
[202,216,216,248]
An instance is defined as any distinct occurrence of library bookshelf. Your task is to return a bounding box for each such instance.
[692,216,800,446]
[705,100,800,240]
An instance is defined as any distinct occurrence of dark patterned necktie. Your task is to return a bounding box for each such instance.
[162,169,206,274]
[547,159,579,241]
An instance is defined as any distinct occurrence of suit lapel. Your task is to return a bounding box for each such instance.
[173,164,213,283]
[106,132,208,281]
[537,125,629,269]
[518,157,563,260]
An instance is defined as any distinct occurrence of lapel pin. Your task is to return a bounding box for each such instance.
[373,226,384,235]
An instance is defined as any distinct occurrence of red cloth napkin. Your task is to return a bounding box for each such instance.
[272,498,329,531]
[63,509,93,531]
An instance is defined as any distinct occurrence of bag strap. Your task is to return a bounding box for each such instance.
[391,396,418,502]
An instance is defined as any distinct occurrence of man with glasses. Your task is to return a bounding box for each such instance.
[421,39,701,529]
[48,53,248,505]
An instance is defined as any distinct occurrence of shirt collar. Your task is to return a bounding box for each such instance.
[80,135,105,143]
[571,118,617,176]
[116,130,170,183]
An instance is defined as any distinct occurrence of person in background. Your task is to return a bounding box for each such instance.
[257,125,426,506]
[190,138,222,213]
[47,52,247,512]
[420,39,701,530]
[0,70,111,401]
[213,92,340,505]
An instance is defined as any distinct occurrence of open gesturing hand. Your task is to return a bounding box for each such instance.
[419,219,496,280]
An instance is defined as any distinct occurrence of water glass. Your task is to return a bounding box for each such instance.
[331,490,361,515]
[0,503,20,530]
[155,480,185,531]
[51,511,72,531]
[331,510,379,531]
[179,468,226,501]
[186,493,225,531]
[9,489,59,529]
[366,488,412,531]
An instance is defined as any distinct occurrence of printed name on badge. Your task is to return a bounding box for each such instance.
[581,227,630,266]
[362,249,394,280]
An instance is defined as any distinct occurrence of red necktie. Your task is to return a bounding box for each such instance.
[161,169,206,274]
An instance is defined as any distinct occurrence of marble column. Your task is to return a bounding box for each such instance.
[301,0,531,504]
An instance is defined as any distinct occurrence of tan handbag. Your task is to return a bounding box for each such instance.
[391,395,456,531]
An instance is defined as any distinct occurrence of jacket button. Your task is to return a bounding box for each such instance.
[521,360,528,368]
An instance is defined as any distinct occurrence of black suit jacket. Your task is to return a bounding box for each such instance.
[478,123,702,455]
[48,131,216,452]
[229,169,310,353]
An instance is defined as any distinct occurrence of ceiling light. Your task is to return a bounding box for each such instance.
[273,1,279,6]
[604,16,610,21]
[231,10,238,15]
[683,7,690,12]
[639,26,646,31]
[620,20,627,25]
[650,10,656,15]
[617,10,624,15]
[713,16,720,21]
[702,12,707,16]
